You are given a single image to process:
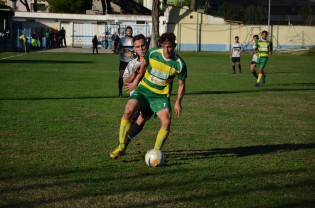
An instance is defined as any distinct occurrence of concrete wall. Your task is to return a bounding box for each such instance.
[169,23,315,51]
[165,6,315,51]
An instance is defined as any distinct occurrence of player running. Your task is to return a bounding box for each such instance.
[250,35,259,79]
[255,31,273,87]
[123,34,153,148]
[110,32,187,159]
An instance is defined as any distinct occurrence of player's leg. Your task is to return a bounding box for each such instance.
[127,97,153,141]
[250,62,258,78]
[154,108,171,150]
[118,61,127,97]
[151,96,171,150]
[128,113,149,141]
[232,58,236,74]
[110,99,140,159]
[261,68,267,84]
[256,57,268,86]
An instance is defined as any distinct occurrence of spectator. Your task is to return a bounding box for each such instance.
[92,35,99,54]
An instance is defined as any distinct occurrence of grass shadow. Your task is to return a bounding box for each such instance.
[165,143,315,160]
[0,60,93,64]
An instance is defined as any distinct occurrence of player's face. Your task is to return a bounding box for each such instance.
[161,41,176,59]
[133,39,147,57]
[253,37,258,42]
[262,32,267,39]
[125,28,133,38]
[235,37,239,42]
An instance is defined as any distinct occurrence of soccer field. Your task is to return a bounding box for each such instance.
[0,50,314,207]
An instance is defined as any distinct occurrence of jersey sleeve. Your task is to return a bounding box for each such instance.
[178,60,187,80]
[122,61,132,80]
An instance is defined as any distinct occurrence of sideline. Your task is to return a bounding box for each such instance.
[0,53,25,60]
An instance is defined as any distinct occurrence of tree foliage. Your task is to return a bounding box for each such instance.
[299,0,313,25]
[243,5,267,24]
[217,2,267,24]
[46,0,92,14]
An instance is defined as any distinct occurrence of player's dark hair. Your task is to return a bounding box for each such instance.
[253,35,259,39]
[262,30,268,35]
[158,32,176,45]
[133,34,146,43]
[125,26,133,31]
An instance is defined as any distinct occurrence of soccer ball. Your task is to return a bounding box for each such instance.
[145,149,164,167]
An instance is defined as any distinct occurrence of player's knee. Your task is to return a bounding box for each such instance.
[124,104,138,118]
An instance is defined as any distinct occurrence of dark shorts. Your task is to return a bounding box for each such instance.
[132,109,154,121]
[119,61,128,71]
[231,57,241,63]
[251,61,257,65]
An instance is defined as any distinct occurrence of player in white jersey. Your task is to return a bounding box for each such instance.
[117,26,134,97]
[230,36,243,74]
[250,35,259,79]
[122,34,153,147]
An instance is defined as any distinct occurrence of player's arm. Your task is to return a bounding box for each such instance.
[124,66,139,84]
[174,79,185,118]
[269,42,273,57]
[117,40,122,51]
[124,60,147,93]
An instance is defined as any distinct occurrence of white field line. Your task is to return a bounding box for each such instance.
[0,53,25,60]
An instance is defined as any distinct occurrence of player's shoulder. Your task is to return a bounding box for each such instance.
[146,47,162,57]
[130,57,140,65]
[148,47,162,53]
[174,53,187,69]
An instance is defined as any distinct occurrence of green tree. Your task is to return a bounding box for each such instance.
[46,0,92,14]
[243,5,267,24]
[299,0,313,25]
[217,2,243,21]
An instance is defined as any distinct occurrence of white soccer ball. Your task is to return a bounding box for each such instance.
[145,149,164,167]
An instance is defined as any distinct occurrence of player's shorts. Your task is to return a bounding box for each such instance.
[130,85,171,115]
[257,57,269,69]
[119,61,128,71]
[251,61,257,65]
[231,57,241,63]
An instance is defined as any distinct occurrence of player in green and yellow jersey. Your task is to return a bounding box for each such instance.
[255,30,273,87]
[110,32,187,159]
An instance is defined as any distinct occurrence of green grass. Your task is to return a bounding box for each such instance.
[0,50,314,207]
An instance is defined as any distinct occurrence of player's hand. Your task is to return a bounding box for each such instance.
[124,81,137,93]
[174,102,182,118]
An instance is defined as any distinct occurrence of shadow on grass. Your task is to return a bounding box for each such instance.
[0,60,93,64]
[1,86,315,101]
[187,86,315,96]
[268,82,315,87]
[115,143,315,165]
[165,143,315,160]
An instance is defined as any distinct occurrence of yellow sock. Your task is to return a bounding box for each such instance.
[257,73,263,83]
[119,119,132,149]
[154,129,169,150]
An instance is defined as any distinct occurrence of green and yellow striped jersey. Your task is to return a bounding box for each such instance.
[256,39,273,57]
[139,48,187,96]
